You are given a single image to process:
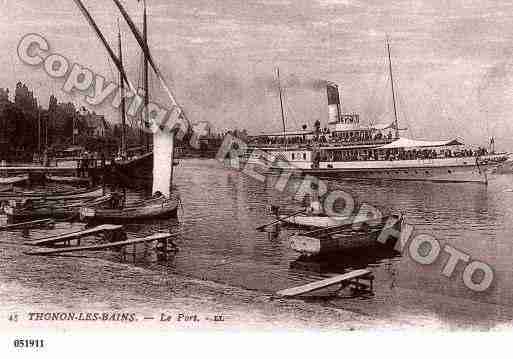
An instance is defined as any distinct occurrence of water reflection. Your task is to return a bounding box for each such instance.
[290,247,401,275]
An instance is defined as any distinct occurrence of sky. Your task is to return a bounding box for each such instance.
[1,0,513,150]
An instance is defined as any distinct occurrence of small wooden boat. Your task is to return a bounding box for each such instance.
[279,213,350,228]
[79,193,179,222]
[3,194,114,221]
[0,186,104,200]
[289,214,407,256]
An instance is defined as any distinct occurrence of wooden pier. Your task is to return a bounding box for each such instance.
[25,224,123,247]
[276,269,374,298]
[25,232,179,256]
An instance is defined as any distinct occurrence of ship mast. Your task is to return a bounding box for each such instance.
[387,37,400,139]
[142,0,150,151]
[118,20,127,159]
[276,67,287,148]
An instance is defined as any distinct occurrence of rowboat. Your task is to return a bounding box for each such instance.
[279,213,350,228]
[289,214,407,255]
[79,193,179,222]
[0,186,104,200]
[3,194,114,221]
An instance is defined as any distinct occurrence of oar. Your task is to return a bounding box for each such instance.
[255,209,307,231]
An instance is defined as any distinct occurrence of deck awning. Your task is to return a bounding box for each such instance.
[378,138,464,149]
[372,121,395,130]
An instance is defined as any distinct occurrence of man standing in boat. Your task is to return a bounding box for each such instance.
[307,182,322,215]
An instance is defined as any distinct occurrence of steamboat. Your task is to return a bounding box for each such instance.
[243,41,508,184]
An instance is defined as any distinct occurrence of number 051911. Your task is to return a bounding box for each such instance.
[13,339,44,349]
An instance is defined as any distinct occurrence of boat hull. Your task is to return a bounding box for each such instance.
[113,152,153,182]
[0,186,104,200]
[290,215,407,255]
[4,195,113,221]
[264,155,508,184]
[79,195,179,222]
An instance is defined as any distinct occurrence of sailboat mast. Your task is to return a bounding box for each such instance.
[142,0,150,151]
[387,38,400,139]
[118,21,127,158]
[37,107,41,154]
[276,67,287,148]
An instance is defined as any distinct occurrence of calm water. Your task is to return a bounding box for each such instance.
[2,158,513,329]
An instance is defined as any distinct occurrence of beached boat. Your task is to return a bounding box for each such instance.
[289,214,407,255]
[79,193,179,222]
[3,194,113,221]
[0,186,104,200]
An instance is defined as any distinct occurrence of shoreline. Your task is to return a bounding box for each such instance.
[0,241,429,331]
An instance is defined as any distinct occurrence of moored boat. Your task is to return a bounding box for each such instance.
[3,194,114,221]
[241,41,508,184]
[279,213,350,228]
[0,186,104,200]
[79,193,179,222]
[289,214,408,256]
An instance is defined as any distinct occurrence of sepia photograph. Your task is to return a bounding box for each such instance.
[1,0,513,355]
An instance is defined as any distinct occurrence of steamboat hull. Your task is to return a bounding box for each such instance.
[300,164,489,184]
[264,156,506,184]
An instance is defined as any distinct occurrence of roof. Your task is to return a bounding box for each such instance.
[378,138,464,149]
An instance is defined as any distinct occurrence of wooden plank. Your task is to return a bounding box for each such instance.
[25,232,178,256]
[276,269,372,297]
[0,218,54,231]
[27,224,122,246]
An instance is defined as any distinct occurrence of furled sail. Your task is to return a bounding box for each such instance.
[71,0,137,95]
[152,131,174,197]
[112,0,188,197]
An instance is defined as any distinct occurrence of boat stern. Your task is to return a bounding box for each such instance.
[290,235,321,256]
